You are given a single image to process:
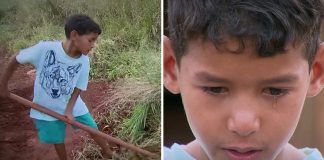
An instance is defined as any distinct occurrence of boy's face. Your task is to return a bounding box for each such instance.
[164,38,324,160]
[72,32,99,55]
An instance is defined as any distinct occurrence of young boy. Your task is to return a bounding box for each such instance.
[0,14,114,160]
[164,0,324,160]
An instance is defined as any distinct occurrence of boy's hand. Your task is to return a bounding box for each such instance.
[64,110,75,121]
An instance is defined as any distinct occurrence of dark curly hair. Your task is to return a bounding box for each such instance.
[168,0,324,65]
[65,14,101,39]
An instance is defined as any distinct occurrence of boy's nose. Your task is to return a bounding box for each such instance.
[227,110,260,137]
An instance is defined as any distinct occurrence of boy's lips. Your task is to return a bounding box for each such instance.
[222,146,262,160]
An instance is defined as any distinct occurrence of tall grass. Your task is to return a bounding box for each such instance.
[103,79,160,145]
[0,0,161,159]
[0,0,160,80]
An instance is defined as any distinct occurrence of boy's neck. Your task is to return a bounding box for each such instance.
[62,40,82,58]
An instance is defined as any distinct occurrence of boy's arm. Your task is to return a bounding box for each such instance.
[64,87,82,120]
[0,54,20,98]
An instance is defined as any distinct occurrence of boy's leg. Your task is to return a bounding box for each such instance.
[74,113,117,158]
[90,133,114,158]
[33,119,68,160]
[54,143,68,160]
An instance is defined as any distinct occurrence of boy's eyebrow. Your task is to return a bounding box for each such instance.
[194,72,231,83]
[194,72,299,84]
[259,74,299,84]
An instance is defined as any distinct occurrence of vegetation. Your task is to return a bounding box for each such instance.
[0,0,161,159]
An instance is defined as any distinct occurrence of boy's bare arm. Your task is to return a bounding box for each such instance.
[64,88,82,120]
[0,54,20,98]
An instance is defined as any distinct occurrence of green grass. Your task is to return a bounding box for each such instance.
[0,0,161,159]
[0,0,160,79]
[81,79,161,159]
[107,79,161,145]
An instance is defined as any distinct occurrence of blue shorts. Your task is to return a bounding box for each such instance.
[33,113,98,144]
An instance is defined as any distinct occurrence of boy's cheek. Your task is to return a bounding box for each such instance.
[181,88,222,139]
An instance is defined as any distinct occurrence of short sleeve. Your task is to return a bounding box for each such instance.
[16,41,45,68]
[164,144,195,160]
[76,56,90,91]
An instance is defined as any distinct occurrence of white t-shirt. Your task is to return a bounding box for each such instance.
[16,41,90,121]
[164,143,324,160]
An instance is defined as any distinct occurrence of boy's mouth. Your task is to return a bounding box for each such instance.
[222,146,262,160]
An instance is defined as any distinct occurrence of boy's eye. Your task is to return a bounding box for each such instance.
[203,87,228,95]
[89,38,96,43]
[263,87,288,97]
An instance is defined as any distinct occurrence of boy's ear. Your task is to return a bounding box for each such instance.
[163,36,180,94]
[70,30,79,40]
[307,42,324,97]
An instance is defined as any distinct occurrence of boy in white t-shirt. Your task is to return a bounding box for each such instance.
[0,14,114,160]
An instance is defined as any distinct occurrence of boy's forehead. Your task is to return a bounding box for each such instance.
[179,38,309,83]
[83,32,99,37]
[184,38,306,60]
[79,32,99,41]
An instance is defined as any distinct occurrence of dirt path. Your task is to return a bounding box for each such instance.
[0,47,111,160]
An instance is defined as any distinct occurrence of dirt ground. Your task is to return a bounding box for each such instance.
[0,47,111,160]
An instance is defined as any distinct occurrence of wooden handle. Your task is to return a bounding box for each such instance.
[8,93,158,157]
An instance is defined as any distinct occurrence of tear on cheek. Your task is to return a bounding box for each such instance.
[272,97,279,108]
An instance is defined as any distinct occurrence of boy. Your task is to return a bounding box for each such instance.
[164,0,324,160]
[0,14,114,160]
